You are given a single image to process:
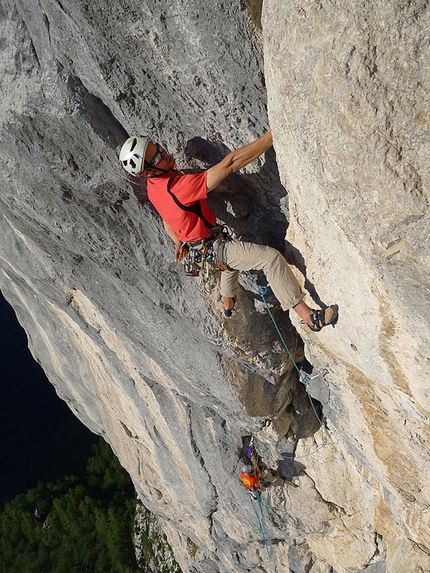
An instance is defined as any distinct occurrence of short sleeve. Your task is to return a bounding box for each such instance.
[168,172,208,206]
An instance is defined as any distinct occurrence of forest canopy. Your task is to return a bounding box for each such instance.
[1,439,144,573]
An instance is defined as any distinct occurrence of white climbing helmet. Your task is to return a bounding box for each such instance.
[242,464,253,474]
[119,136,150,175]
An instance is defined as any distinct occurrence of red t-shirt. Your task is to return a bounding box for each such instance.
[240,472,259,490]
[147,171,216,242]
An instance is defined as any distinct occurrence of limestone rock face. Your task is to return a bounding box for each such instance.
[0,0,429,572]
[264,1,430,571]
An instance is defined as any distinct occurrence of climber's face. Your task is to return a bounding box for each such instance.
[143,142,175,174]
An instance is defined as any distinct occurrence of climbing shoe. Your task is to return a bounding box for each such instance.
[308,304,339,332]
[224,297,236,318]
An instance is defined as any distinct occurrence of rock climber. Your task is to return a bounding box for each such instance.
[239,463,280,495]
[238,436,284,495]
[119,131,338,331]
[239,464,260,492]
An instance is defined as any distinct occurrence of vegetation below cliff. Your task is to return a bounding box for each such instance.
[0,438,181,573]
[0,439,137,572]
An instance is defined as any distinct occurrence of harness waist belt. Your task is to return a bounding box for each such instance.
[215,239,229,271]
[188,226,221,247]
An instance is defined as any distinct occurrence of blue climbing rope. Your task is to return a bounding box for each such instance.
[245,271,328,457]
[248,490,274,561]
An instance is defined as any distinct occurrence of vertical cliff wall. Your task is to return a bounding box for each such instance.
[1,1,429,572]
[264,1,430,572]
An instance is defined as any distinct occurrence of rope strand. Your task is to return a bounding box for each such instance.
[245,271,328,458]
[249,491,274,561]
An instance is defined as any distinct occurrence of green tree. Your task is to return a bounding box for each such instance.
[0,438,182,573]
[0,439,140,573]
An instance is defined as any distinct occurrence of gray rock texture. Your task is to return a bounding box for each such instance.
[0,1,429,572]
[263,1,430,571]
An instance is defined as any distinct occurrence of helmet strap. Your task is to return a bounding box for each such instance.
[143,165,178,177]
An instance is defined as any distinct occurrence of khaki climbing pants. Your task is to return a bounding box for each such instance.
[217,240,304,311]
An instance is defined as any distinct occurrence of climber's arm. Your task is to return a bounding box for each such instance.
[206,129,273,192]
[163,221,183,261]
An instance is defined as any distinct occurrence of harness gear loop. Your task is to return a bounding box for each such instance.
[179,225,233,277]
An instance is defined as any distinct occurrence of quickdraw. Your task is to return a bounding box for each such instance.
[179,244,202,277]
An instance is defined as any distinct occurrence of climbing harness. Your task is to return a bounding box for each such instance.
[178,225,232,279]
[245,271,328,458]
